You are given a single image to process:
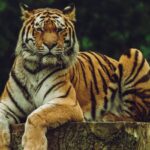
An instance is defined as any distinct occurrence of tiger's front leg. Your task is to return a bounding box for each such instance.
[0,102,20,150]
[22,96,84,150]
[0,113,10,150]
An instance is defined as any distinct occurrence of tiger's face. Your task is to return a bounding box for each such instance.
[16,4,79,68]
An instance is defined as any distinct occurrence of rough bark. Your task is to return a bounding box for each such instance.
[10,122,150,150]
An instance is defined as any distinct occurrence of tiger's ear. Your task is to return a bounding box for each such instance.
[20,3,32,20]
[63,4,76,22]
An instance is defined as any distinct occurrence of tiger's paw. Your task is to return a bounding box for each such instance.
[0,131,10,150]
[22,125,47,150]
[22,134,47,150]
[22,141,47,150]
[0,146,10,150]
[0,120,10,150]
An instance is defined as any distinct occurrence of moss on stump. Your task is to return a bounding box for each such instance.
[10,122,150,150]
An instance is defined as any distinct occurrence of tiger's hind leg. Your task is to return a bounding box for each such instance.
[101,48,150,122]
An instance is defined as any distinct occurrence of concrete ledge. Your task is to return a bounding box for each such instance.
[10,122,150,150]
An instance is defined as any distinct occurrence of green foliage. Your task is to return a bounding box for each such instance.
[1,0,150,92]
[81,37,93,50]
[0,0,7,12]
[47,0,54,3]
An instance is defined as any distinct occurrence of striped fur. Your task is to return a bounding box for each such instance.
[101,48,150,122]
[0,5,150,150]
[1,51,118,123]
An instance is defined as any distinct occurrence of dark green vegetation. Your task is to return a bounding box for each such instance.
[0,0,150,93]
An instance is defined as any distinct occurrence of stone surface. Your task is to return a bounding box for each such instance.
[10,122,150,150]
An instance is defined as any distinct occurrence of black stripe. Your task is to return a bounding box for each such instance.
[71,64,78,87]
[123,49,132,58]
[81,53,99,94]
[53,74,66,82]
[25,25,31,43]
[11,70,33,105]
[70,66,75,82]
[73,74,78,87]
[103,96,108,110]
[122,88,138,96]
[124,99,136,106]
[90,82,97,120]
[77,62,81,89]
[44,81,66,99]
[68,27,72,47]
[23,64,38,74]
[25,18,35,26]
[26,38,34,43]
[126,56,145,85]
[53,83,66,92]
[72,28,76,44]
[21,26,26,41]
[111,73,119,83]
[39,18,45,22]
[99,53,116,71]
[32,28,35,37]
[52,16,59,19]
[79,53,88,60]
[143,98,150,106]
[118,64,123,101]
[6,112,19,123]
[0,103,19,123]
[6,87,26,116]
[123,109,134,119]
[98,69,107,94]
[36,68,61,93]
[122,88,150,99]
[133,70,150,86]
[108,87,117,102]
[58,86,72,98]
[135,89,150,99]
[86,52,112,81]
[42,11,49,16]
[78,58,88,88]
[67,21,76,47]
[124,99,138,117]
[125,50,138,83]
[131,101,147,117]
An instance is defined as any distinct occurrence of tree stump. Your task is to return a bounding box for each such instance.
[10,122,150,150]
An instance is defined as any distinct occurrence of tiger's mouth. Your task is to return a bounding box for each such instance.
[41,47,74,57]
[35,46,77,67]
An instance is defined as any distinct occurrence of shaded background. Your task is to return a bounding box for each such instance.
[0,0,150,93]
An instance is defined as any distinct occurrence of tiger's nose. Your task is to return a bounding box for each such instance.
[44,43,57,50]
[43,31,58,49]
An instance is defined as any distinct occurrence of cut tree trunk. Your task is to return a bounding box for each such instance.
[11,122,150,150]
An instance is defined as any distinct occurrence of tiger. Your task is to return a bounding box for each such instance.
[0,4,149,150]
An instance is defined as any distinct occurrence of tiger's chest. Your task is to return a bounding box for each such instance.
[15,66,69,107]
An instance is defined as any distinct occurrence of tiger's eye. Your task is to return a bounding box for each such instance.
[36,28,43,32]
[57,28,63,32]
[35,23,39,26]
[22,43,26,48]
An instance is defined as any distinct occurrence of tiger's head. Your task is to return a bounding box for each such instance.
[16,4,79,69]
